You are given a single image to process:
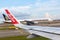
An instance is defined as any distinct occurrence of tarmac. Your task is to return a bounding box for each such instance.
[0,20,60,38]
[0,30,21,37]
[0,23,29,38]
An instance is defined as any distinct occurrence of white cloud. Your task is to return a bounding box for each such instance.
[33,0,60,11]
[0,6,31,13]
[28,0,60,19]
[0,0,60,19]
[32,0,60,11]
[0,0,60,14]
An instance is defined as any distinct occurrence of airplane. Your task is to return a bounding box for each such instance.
[2,14,34,25]
[3,13,53,21]
[2,14,11,23]
[5,9,60,40]
[2,14,10,20]
[2,13,53,25]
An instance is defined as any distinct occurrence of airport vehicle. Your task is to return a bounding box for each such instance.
[5,9,60,40]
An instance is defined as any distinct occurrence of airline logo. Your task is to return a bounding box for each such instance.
[5,9,19,24]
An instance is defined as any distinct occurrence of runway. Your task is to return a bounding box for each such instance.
[0,30,21,37]
[0,21,60,38]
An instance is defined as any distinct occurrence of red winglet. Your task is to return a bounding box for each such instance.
[5,9,19,24]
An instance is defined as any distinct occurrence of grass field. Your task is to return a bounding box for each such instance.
[0,36,50,40]
[0,26,16,30]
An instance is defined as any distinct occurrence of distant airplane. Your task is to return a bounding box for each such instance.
[5,9,60,40]
[2,14,11,23]
[2,14,10,20]
[2,14,34,25]
[2,12,53,24]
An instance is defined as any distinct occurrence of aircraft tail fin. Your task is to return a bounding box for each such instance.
[5,9,20,25]
[2,14,10,21]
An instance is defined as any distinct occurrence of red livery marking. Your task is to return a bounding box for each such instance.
[5,9,19,24]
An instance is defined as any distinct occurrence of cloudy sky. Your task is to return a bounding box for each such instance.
[0,0,60,22]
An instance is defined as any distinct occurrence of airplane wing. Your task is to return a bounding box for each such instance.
[5,9,60,40]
